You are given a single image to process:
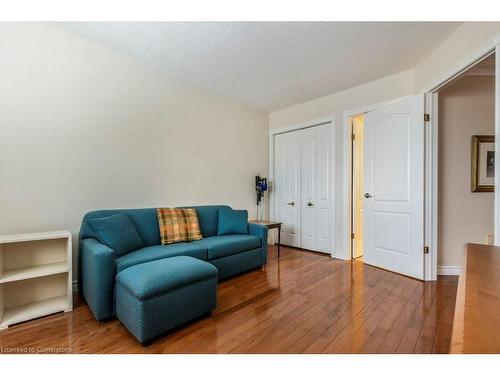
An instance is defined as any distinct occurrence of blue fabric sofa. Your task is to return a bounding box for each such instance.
[79,205,268,321]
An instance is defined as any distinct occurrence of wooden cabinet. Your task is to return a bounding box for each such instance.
[0,231,73,330]
[450,243,500,353]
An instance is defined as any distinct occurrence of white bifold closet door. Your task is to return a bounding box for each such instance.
[275,123,333,254]
[275,130,301,247]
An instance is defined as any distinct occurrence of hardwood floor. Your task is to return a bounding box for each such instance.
[0,245,457,354]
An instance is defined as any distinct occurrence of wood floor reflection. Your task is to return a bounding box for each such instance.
[0,245,457,354]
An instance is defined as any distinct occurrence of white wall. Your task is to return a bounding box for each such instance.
[0,23,268,279]
[269,70,415,130]
[438,75,495,267]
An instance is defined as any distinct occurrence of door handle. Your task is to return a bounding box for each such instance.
[307,202,314,207]
[287,201,295,206]
[364,193,373,198]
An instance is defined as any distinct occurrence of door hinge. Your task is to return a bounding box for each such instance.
[351,233,355,240]
[424,113,430,122]
[351,133,355,141]
[423,246,429,254]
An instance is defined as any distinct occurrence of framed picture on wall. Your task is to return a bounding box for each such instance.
[471,135,495,192]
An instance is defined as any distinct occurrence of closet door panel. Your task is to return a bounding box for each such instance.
[275,131,301,247]
[300,127,317,251]
[274,133,289,245]
[287,131,301,247]
[315,123,333,253]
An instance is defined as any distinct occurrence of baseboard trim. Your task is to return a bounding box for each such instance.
[437,266,460,276]
[333,251,349,260]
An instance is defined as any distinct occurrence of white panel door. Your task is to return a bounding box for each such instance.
[314,123,334,253]
[287,130,302,247]
[300,123,333,253]
[275,131,301,247]
[300,127,317,250]
[274,132,288,244]
[364,95,424,279]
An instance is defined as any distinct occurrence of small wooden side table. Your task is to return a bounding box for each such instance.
[249,220,283,257]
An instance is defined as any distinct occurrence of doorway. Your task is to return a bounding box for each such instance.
[351,114,364,259]
[434,53,496,274]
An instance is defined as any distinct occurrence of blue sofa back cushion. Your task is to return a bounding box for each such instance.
[180,205,231,237]
[217,208,249,236]
[87,213,144,257]
[81,208,160,247]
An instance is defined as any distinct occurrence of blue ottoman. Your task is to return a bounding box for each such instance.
[115,256,218,344]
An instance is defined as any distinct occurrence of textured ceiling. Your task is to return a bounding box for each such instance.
[57,22,462,112]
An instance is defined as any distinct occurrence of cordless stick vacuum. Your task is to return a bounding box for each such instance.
[255,176,268,221]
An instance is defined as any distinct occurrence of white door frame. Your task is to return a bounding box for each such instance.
[268,116,336,256]
[422,36,500,280]
[340,97,412,262]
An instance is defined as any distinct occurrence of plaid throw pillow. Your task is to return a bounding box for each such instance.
[157,208,203,245]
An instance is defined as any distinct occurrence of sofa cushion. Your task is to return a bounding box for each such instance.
[217,208,249,236]
[81,208,160,247]
[193,235,261,260]
[180,205,231,237]
[116,256,218,300]
[115,242,208,273]
[157,208,202,244]
[88,213,144,257]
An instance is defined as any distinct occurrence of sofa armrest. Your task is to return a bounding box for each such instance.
[80,238,116,321]
[248,223,268,265]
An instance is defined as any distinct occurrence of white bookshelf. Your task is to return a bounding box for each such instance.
[0,231,73,330]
